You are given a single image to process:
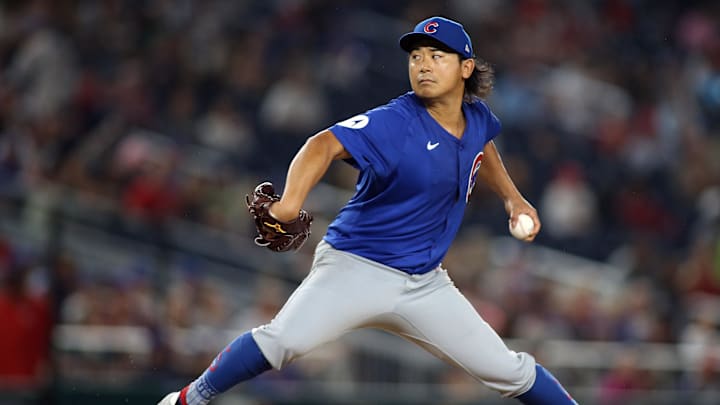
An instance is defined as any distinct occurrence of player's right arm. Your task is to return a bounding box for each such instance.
[478,140,541,241]
[269,130,350,222]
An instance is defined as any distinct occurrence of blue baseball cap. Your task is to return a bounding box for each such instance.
[399,16,474,59]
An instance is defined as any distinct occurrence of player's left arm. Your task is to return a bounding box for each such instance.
[477,140,541,241]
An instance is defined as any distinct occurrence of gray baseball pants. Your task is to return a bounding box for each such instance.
[252,240,536,397]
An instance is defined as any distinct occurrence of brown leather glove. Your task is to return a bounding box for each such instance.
[245,182,313,252]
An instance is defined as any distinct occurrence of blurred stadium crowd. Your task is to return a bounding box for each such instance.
[1,0,720,403]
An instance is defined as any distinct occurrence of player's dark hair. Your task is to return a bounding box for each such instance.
[464,57,494,102]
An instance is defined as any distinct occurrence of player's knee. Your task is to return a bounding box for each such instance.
[483,351,536,397]
[275,335,315,367]
[252,325,315,369]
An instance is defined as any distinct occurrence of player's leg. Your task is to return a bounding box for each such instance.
[251,241,404,368]
[160,241,401,405]
[159,331,271,405]
[391,267,576,404]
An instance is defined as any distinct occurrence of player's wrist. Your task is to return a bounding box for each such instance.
[268,202,300,223]
[503,196,525,215]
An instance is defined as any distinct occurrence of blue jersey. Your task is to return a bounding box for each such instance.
[324,92,501,274]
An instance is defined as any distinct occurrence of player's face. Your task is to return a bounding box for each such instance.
[408,46,473,101]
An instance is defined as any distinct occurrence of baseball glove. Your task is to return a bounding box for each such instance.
[245,182,313,252]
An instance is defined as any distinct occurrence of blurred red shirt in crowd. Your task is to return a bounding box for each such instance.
[0,263,52,388]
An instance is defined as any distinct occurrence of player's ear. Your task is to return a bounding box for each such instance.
[461,58,475,80]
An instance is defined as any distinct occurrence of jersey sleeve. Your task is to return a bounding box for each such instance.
[487,108,502,140]
[328,105,409,178]
[474,100,502,142]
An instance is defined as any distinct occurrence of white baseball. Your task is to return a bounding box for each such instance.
[509,214,534,240]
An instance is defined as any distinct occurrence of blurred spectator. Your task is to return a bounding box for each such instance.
[107,59,156,126]
[122,159,182,224]
[677,233,720,296]
[195,95,255,155]
[539,161,598,240]
[598,351,653,405]
[230,275,288,333]
[510,281,572,340]
[0,256,52,389]
[542,65,632,138]
[679,303,720,391]
[612,177,680,238]
[561,287,607,340]
[258,56,330,137]
[6,27,77,120]
[159,85,197,143]
[609,279,667,342]
[48,253,79,320]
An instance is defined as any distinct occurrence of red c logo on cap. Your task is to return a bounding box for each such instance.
[424,22,439,34]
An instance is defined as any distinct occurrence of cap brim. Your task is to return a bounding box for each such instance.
[399,32,458,54]
[399,32,435,52]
